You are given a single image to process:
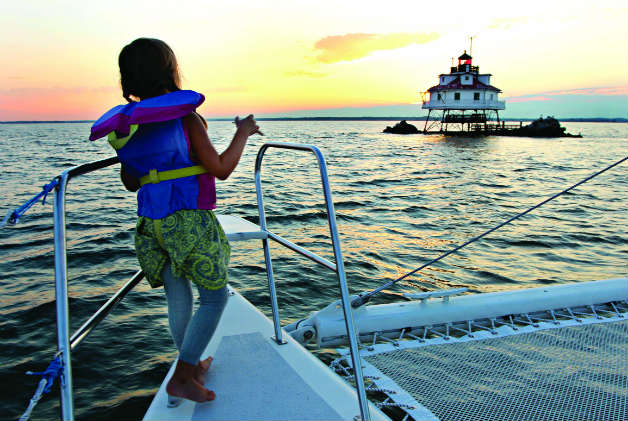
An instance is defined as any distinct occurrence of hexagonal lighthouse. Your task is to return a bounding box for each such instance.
[421,51,505,133]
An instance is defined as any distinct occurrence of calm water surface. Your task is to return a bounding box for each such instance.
[0,121,626,419]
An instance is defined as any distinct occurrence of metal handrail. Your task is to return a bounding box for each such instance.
[49,147,370,419]
[68,270,144,351]
[50,156,149,421]
[53,170,73,420]
[254,142,371,421]
[266,230,337,272]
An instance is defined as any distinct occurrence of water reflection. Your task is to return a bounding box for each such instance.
[0,121,626,419]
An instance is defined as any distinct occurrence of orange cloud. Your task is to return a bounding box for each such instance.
[314,32,439,63]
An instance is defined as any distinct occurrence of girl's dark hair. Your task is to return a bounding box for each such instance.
[119,38,181,102]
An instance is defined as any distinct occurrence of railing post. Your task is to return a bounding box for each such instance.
[53,172,74,420]
[255,143,371,421]
[255,144,286,345]
[20,157,121,420]
[313,148,371,421]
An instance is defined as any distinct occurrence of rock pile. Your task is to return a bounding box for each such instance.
[383,120,419,134]
[514,117,581,137]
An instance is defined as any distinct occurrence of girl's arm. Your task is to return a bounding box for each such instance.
[121,164,140,192]
[183,112,259,180]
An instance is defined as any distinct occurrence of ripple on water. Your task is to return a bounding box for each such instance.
[0,121,626,419]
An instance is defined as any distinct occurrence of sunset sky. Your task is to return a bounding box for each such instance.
[0,0,626,120]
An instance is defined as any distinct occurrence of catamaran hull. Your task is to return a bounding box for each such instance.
[290,278,627,347]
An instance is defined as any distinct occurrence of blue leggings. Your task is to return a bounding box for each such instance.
[162,264,228,365]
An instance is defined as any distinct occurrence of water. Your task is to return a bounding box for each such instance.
[0,121,626,420]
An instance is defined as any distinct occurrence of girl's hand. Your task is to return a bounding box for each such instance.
[235,115,263,136]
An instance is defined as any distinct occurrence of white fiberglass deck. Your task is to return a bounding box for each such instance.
[143,215,388,421]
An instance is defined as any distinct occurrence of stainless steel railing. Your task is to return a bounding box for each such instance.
[50,156,146,421]
[50,143,371,420]
[254,142,371,421]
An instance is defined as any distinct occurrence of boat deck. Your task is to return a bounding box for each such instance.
[143,215,388,421]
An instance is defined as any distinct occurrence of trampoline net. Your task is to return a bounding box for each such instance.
[365,320,628,421]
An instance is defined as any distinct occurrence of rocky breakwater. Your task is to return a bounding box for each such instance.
[511,117,581,137]
[383,120,419,134]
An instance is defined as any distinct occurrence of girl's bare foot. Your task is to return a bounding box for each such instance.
[196,356,213,384]
[166,378,215,403]
[198,356,213,373]
[166,360,216,403]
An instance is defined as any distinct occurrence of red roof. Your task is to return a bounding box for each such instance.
[428,76,501,93]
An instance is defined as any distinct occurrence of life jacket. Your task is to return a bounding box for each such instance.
[90,90,216,219]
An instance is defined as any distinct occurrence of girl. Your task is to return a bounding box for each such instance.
[89,38,261,403]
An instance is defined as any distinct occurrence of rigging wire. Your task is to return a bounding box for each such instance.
[352,155,628,308]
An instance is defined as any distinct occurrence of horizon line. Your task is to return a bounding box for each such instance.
[1,116,627,124]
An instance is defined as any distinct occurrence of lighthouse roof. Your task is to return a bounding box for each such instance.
[458,52,472,60]
[427,76,501,93]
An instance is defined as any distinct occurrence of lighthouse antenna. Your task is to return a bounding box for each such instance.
[470,36,473,56]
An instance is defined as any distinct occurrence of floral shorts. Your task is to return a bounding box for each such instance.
[134,209,231,290]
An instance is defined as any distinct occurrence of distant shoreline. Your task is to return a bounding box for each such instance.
[1,117,627,124]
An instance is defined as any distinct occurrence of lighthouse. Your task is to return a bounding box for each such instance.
[421,51,505,133]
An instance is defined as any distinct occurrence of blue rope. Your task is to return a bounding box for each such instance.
[26,356,63,394]
[1,178,58,229]
[19,357,64,421]
[352,154,628,307]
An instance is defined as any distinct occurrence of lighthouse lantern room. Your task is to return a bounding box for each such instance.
[421,51,505,133]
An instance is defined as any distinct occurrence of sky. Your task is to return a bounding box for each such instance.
[0,0,626,121]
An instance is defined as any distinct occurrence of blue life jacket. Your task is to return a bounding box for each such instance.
[90,90,216,219]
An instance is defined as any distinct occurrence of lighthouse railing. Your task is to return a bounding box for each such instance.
[422,100,505,110]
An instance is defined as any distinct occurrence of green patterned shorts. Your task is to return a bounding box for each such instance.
[134,209,230,290]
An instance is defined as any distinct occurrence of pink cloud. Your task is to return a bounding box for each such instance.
[506,96,553,103]
[545,86,628,96]
[0,86,120,121]
[504,85,627,103]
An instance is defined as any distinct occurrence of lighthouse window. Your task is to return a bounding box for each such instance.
[454,92,460,100]
[474,92,480,100]
[437,93,442,100]
[464,76,469,81]
[490,94,494,100]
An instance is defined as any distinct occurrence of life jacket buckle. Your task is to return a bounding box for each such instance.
[148,169,160,184]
